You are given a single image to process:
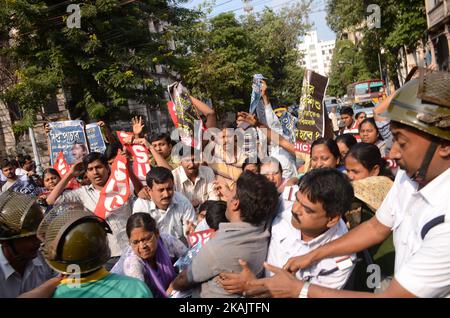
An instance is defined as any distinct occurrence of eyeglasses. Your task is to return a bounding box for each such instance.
[130,233,156,246]
[261,170,280,176]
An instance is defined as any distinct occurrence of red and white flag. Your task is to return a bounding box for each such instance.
[53,151,70,178]
[294,141,311,154]
[53,151,79,189]
[116,131,152,184]
[94,153,131,219]
[188,229,215,248]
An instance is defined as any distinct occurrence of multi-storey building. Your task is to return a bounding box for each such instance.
[298,30,336,76]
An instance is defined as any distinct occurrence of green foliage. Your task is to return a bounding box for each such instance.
[0,0,200,129]
[327,40,371,97]
[326,0,427,89]
[326,0,365,33]
[1,65,60,134]
[178,2,311,117]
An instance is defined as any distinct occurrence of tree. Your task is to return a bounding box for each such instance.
[179,2,311,117]
[326,0,427,89]
[180,12,259,116]
[244,3,310,106]
[0,0,199,133]
[327,40,371,97]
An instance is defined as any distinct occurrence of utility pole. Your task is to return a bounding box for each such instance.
[378,52,383,83]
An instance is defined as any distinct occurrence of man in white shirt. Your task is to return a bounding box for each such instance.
[133,166,195,245]
[0,191,55,298]
[340,107,361,142]
[46,152,133,267]
[266,169,355,289]
[1,160,28,192]
[217,169,355,294]
[245,72,450,298]
[172,147,219,208]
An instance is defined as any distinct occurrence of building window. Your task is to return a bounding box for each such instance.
[322,50,325,55]
[309,44,315,50]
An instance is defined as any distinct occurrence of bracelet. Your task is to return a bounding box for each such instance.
[298,281,311,298]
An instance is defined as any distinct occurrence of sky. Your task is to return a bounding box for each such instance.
[182,0,336,42]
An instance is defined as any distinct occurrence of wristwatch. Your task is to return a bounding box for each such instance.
[299,281,311,298]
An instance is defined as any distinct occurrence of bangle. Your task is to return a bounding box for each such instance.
[298,281,311,298]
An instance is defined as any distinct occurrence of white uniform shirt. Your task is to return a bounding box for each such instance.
[0,249,55,298]
[376,168,450,298]
[56,185,132,257]
[172,165,219,205]
[132,192,196,243]
[268,212,355,289]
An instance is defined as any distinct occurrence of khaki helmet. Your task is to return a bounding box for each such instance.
[384,71,450,141]
[0,190,44,241]
[37,202,112,275]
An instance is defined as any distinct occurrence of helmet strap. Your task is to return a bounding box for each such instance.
[411,137,439,184]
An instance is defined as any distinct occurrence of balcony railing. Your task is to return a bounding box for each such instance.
[428,0,449,29]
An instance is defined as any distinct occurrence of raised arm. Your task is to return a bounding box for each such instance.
[245,262,415,298]
[46,161,84,205]
[131,116,145,139]
[120,148,143,196]
[189,95,217,129]
[237,112,296,155]
[97,121,114,144]
[283,216,392,273]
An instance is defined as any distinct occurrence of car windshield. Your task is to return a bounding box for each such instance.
[324,99,337,106]
[353,101,374,110]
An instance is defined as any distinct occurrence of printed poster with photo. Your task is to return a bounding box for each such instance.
[85,123,107,154]
[48,120,89,165]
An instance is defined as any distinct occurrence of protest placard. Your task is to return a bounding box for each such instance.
[85,123,107,154]
[295,70,329,172]
[167,82,203,151]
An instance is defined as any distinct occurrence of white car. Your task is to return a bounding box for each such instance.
[352,100,376,118]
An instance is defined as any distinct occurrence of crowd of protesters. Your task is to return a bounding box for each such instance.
[0,69,449,299]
